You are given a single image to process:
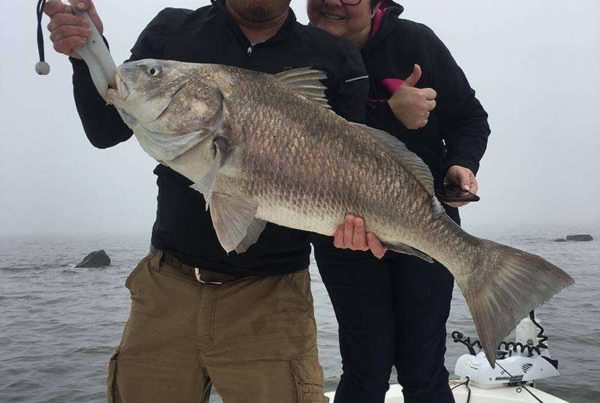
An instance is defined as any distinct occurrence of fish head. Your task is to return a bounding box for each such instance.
[107,59,226,161]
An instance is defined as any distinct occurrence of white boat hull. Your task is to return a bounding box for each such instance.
[325,381,569,402]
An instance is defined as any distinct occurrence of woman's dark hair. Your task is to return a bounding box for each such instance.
[369,0,382,11]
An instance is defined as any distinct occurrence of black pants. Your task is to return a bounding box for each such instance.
[315,245,455,403]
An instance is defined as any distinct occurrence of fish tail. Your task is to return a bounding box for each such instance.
[454,239,573,367]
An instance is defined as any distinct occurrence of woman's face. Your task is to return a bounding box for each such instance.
[307,0,374,48]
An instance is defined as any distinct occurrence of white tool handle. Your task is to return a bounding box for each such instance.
[69,1,117,99]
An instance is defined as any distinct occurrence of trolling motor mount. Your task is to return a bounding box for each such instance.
[453,313,560,388]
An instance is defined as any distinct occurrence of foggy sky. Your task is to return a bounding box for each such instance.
[1,0,599,237]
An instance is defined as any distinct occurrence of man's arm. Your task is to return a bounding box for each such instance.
[326,41,369,124]
[44,0,127,148]
[46,0,167,148]
[71,8,169,148]
[71,57,132,148]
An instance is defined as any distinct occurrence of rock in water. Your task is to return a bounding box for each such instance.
[76,250,111,268]
[566,234,593,242]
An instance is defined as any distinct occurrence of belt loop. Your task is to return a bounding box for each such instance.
[149,248,164,272]
[195,268,224,285]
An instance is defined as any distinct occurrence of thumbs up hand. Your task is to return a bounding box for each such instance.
[387,64,437,130]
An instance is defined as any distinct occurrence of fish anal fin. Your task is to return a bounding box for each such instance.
[384,242,434,263]
[209,192,259,253]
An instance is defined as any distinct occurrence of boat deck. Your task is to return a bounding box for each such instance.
[325,381,569,402]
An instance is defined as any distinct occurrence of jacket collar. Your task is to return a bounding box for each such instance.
[363,0,404,53]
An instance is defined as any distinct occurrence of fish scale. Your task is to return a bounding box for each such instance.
[223,78,457,249]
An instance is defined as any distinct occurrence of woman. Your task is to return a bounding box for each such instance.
[308,1,491,402]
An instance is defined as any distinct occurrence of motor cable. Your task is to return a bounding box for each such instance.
[453,311,548,357]
[451,377,472,403]
[495,361,545,403]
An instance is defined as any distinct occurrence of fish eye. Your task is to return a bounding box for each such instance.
[147,65,162,77]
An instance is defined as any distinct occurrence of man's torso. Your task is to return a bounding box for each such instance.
[131,2,368,275]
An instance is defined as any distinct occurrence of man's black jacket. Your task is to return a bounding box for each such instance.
[71,0,368,275]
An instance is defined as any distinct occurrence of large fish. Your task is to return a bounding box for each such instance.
[106,59,573,366]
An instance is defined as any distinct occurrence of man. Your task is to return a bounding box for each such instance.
[44,0,368,401]
[308,0,491,402]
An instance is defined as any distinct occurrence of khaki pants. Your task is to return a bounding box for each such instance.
[107,250,325,403]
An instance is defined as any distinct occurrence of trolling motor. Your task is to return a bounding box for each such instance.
[453,311,560,388]
[35,0,117,99]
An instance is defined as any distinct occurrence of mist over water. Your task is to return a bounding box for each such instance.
[1,227,598,402]
[1,0,600,236]
[1,1,598,402]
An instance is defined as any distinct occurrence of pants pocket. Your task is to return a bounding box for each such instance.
[285,269,313,313]
[125,253,152,290]
[291,356,326,403]
[107,347,121,403]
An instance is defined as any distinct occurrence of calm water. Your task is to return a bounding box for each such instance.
[1,228,598,402]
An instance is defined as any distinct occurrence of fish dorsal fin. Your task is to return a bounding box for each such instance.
[354,123,436,198]
[209,192,262,254]
[274,68,330,109]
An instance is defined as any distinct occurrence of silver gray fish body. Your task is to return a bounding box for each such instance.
[107,59,573,367]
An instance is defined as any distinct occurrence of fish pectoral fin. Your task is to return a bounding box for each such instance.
[191,181,209,199]
[191,171,217,211]
[384,242,434,263]
[209,192,260,254]
[235,218,267,253]
[190,136,230,209]
[191,168,218,210]
[274,68,330,109]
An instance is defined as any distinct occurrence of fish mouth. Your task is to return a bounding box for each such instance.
[115,72,130,101]
[106,71,130,106]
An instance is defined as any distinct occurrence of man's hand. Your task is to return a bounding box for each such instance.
[44,0,103,59]
[333,214,387,259]
[443,165,478,207]
[387,64,437,130]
